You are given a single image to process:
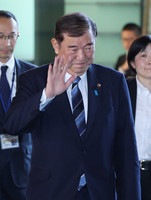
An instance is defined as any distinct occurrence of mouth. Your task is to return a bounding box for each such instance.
[144,67,151,70]
[1,49,12,54]
[74,62,86,66]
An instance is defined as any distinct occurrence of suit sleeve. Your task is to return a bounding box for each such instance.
[114,75,141,199]
[4,71,43,135]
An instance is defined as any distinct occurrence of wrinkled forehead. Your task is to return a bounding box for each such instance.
[64,28,95,41]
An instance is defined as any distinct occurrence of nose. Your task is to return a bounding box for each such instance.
[2,38,11,46]
[148,59,151,65]
[148,55,151,64]
[76,49,85,61]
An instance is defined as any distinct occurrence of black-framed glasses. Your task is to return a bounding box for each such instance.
[0,33,20,41]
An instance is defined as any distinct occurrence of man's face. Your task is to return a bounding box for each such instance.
[121,30,137,51]
[0,17,18,63]
[51,30,95,76]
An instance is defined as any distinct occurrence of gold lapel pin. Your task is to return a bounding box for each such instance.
[97,83,101,88]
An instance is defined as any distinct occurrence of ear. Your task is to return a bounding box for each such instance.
[130,61,136,69]
[51,38,59,54]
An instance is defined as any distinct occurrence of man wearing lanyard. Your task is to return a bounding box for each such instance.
[0,10,37,200]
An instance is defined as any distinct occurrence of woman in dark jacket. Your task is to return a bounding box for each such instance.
[127,35,151,200]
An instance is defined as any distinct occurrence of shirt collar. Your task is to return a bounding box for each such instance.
[0,56,15,71]
[65,72,87,84]
[136,76,150,95]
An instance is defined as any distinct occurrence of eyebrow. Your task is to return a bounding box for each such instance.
[68,42,93,49]
[0,31,16,34]
[68,45,77,48]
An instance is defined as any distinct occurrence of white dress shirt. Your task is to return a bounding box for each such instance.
[135,77,151,161]
[0,56,16,99]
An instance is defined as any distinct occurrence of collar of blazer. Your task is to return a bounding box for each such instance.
[87,64,102,97]
[82,64,102,141]
[127,77,137,120]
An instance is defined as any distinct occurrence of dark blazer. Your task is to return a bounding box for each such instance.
[0,58,37,187]
[127,78,137,120]
[4,64,141,200]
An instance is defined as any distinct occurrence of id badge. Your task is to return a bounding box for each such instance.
[0,134,19,150]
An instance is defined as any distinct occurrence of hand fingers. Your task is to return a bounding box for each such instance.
[65,75,76,89]
[53,55,66,74]
[48,63,52,71]
[50,55,71,79]
[47,63,53,79]
[53,56,60,74]
[62,56,71,75]
[58,55,65,73]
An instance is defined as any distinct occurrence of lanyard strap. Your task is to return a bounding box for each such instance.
[0,66,15,113]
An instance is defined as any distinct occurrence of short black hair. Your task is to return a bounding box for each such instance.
[0,10,18,24]
[55,12,97,44]
[122,23,141,36]
[128,35,151,74]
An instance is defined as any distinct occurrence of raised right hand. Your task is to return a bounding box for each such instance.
[45,56,76,99]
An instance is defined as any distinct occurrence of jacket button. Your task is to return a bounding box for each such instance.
[82,149,87,154]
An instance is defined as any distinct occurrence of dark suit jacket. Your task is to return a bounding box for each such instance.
[127,78,137,120]
[0,58,37,187]
[4,64,141,200]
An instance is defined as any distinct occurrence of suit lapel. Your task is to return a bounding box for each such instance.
[14,58,23,88]
[85,65,102,140]
[54,91,82,145]
[127,78,137,120]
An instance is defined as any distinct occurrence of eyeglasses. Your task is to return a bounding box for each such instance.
[122,37,135,42]
[0,33,20,41]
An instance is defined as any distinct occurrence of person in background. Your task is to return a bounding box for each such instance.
[4,12,141,200]
[127,35,151,200]
[0,10,37,200]
[115,23,141,78]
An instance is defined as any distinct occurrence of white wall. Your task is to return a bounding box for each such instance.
[1,0,35,61]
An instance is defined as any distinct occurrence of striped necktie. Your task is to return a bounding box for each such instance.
[71,76,87,190]
[71,76,86,137]
[0,65,10,110]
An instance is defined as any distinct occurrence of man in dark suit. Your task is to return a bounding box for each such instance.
[4,12,141,200]
[0,10,37,200]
